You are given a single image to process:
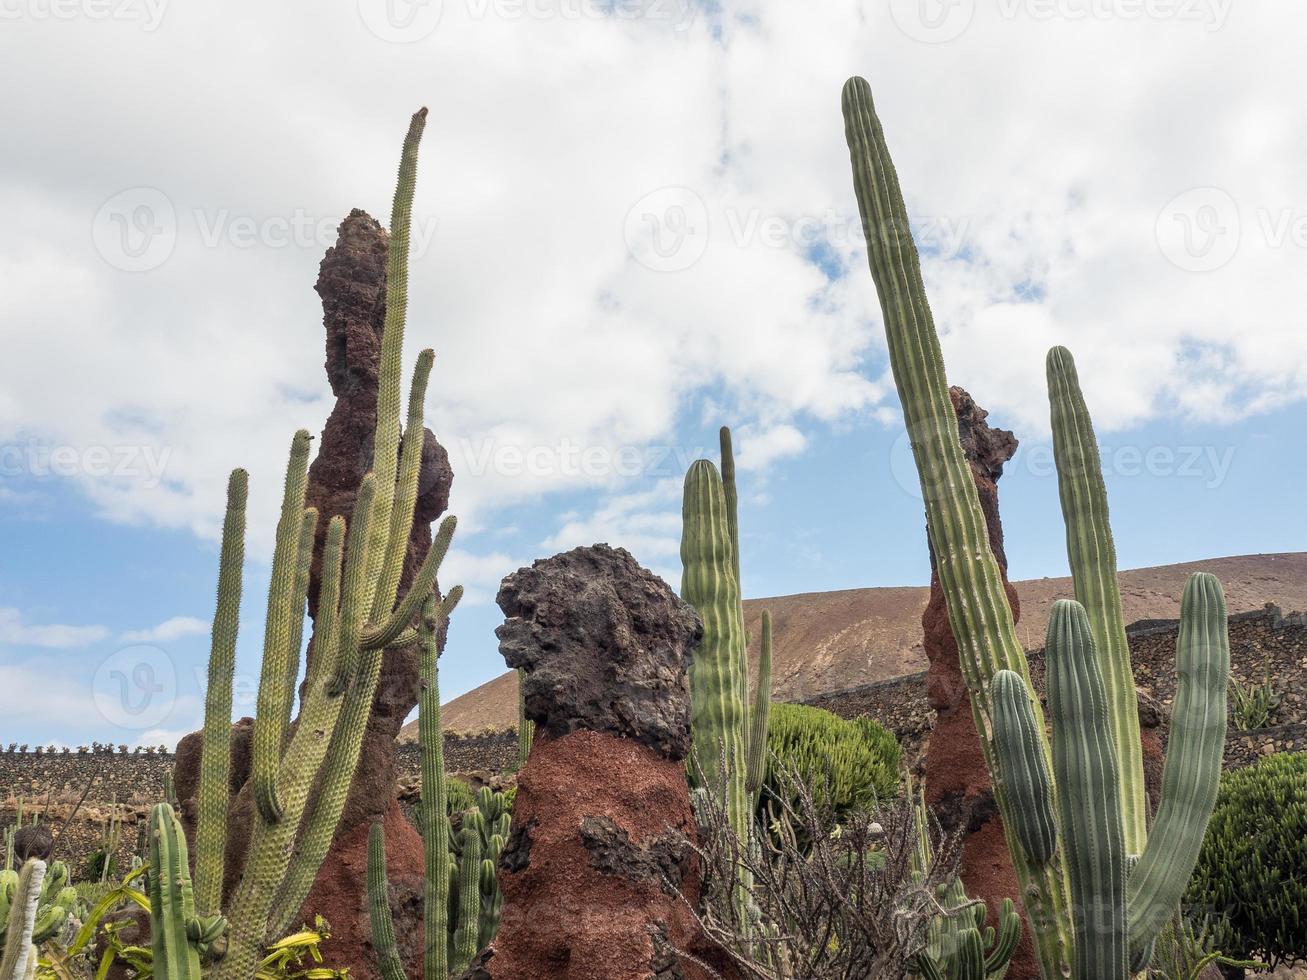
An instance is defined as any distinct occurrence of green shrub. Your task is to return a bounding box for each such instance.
[446,776,476,817]
[1187,751,1307,967]
[761,703,901,819]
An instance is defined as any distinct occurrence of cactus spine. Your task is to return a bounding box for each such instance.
[1047,346,1147,854]
[148,803,203,980]
[842,75,1230,978]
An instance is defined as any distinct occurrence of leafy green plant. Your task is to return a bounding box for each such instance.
[841,75,1231,978]
[1230,660,1280,730]
[1187,751,1307,967]
[1147,909,1265,980]
[762,703,901,823]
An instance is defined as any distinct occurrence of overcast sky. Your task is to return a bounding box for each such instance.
[2,0,1304,748]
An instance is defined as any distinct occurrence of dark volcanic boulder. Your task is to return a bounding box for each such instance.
[496,544,701,762]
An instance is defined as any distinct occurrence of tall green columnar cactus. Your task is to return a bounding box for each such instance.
[680,459,749,839]
[0,859,44,980]
[367,822,406,980]
[148,803,204,980]
[1045,600,1128,978]
[1047,346,1147,854]
[419,595,452,980]
[745,610,773,802]
[194,468,245,919]
[450,818,483,975]
[841,75,1074,978]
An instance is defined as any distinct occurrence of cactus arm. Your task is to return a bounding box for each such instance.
[841,74,1073,979]
[253,429,313,823]
[985,899,1022,976]
[281,506,319,727]
[1126,573,1229,957]
[0,859,44,980]
[418,595,451,980]
[680,459,749,839]
[990,670,1058,865]
[1046,600,1128,980]
[361,514,457,651]
[745,610,773,803]
[1047,345,1147,854]
[194,468,246,918]
[148,804,202,980]
[367,822,406,980]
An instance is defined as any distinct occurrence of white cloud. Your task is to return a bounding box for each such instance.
[2,1,1304,576]
[441,548,532,608]
[0,608,109,648]
[120,616,210,644]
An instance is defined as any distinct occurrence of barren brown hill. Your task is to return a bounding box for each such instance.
[407,552,1307,737]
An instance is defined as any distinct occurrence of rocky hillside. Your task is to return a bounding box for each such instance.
[409,552,1307,736]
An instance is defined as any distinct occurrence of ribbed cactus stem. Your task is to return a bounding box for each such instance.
[745,610,773,803]
[841,74,1072,979]
[450,821,483,974]
[418,594,451,980]
[1047,345,1147,854]
[1125,573,1229,958]
[1046,600,1128,980]
[0,859,44,980]
[253,429,313,823]
[148,803,202,980]
[367,822,406,980]
[281,506,319,729]
[680,459,749,840]
[365,107,428,621]
[195,468,246,917]
[991,669,1058,865]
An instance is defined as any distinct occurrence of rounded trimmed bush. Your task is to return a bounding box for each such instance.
[1187,751,1307,967]
[762,703,901,818]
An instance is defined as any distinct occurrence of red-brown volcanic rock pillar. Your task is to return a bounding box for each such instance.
[921,387,1032,975]
[477,544,736,980]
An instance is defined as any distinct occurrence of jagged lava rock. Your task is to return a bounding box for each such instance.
[496,544,700,761]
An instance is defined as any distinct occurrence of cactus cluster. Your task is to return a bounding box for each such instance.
[104,106,468,980]
[908,782,1021,980]
[368,595,511,978]
[841,75,1231,979]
